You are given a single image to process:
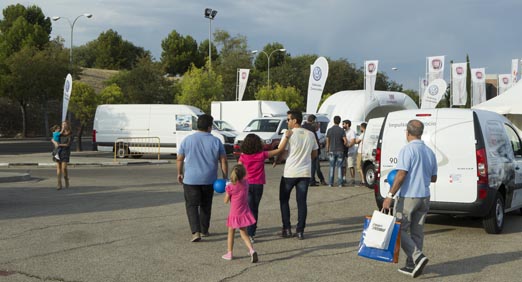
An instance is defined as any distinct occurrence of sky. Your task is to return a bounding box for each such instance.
[2,0,522,90]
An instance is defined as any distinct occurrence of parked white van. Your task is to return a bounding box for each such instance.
[233,116,288,158]
[93,104,236,157]
[375,108,522,234]
[360,117,385,188]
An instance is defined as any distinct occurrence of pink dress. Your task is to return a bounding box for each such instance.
[226,179,256,228]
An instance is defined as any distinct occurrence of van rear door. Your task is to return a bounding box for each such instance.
[432,109,477,203]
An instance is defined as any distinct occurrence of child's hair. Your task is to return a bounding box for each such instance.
[229,164,246,184]
[241,133,263,154]
[50,124,61,132]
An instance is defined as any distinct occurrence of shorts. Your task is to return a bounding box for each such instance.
[356,153,363,172]
[346,154,355,168]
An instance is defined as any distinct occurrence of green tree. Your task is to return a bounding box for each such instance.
[161,30,199,76]
[178,64,224,113]
[98,83,125,104]
[197,39,218,68]
[253,42,286,71]
[255,84,303,111]
[69,82,97,151]
[108,56,173,103]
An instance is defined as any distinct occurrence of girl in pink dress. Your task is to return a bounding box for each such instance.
[222,164,258,262]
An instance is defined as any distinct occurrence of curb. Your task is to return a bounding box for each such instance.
[0,173,31,183]
[0,160,173,168]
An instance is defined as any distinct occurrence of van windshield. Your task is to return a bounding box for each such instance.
[245,119,283,132]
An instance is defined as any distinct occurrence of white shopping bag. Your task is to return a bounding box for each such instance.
[363,210,396,249]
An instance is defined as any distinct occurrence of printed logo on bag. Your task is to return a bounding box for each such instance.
[428,85,439,96]
[368,63,376,73]
[313,66,322,81]
[432,59,442,70]
[456,66,464,75]
[371,223,386,232]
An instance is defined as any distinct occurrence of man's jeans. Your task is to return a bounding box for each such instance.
[183,184,214,234]
[247,184,264,237]
[279,177,310,233]
[328,152,345,186]
[394,197,430,266]
[311,157,325,184]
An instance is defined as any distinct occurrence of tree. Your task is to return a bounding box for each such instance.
[161,30,200,76]
[197,39,218,68]
[98,83,125,104]
[253,42,286,71]
[178,64,224,113]
[69,82,97,151]
[108,56,173,104]
[255,84,304,111]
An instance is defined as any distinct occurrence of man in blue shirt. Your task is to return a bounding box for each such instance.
[383,119,437,278]
[177,114,228,242]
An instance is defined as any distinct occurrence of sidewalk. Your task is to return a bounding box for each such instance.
[0,151,171,183]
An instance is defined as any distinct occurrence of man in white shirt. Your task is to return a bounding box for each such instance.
[280,110,318,240]
[342,120,356,185]
[355,122,367,185]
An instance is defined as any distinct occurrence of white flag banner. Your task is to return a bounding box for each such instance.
[471,68,486,106]
[451,63,467,106]
[512,59,519,84]
[419,78,428,106]
[237,68,250,101]
[498,74,512,95]
[62,73,73,121]
[421,79,447,109]
[428,55,445,83]
[306,56,329,113]
[364,60,379,102]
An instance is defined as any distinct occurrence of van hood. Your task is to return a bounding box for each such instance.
[235,131,281,143]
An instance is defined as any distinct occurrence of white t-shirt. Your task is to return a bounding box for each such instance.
[357,132,365,154]
[284,127,319,178]
[345,128,356,155]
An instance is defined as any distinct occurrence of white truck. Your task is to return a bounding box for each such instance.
[360,117,385,188]
[211,100,289,132]
[375,108,522,234]
[93,104,236,157]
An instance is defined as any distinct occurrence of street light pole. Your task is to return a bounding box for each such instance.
[52,13,93,72]
[204,8,218,71]
[252,48,286,88]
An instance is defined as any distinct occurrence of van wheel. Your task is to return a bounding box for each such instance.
[483,192,504,234]
[115,143,129,159]
[364,164,376,189]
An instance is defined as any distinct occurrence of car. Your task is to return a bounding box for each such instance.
[233,116,288,158]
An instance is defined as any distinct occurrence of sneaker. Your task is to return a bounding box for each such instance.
[328,185,333,188]
[191,232,201,242]
[201,232,210,237]
[413,254,429,278]
[310,182,319,187]
[281,228,292,238]
[338,184,343,188]
[249,250,258,263]
[296,232,304,240]
[249,236,255,244]
[222,252,233,260]
[398,266,414,277]
[320,181,328,185]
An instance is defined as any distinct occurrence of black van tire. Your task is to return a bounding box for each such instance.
[483,192,505,234]
[364,164,376,189]
[115,143,129,159]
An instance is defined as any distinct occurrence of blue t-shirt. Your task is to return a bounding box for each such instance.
[396,140,437,198]
[53,132,61,142]
[178,131,226,185]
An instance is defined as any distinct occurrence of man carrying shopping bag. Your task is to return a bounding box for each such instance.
[383,120,437,278]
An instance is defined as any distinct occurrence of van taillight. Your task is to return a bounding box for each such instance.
[375,148,381,175]
[92,130,97,143]
[416,114,432,117]
[476,147,488,185]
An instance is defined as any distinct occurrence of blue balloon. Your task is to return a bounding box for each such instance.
[387,169,398,187]
[213,179,227,193]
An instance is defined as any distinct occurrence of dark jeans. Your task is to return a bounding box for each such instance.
[310,157,325,184]
[279,177,310,233]
[247,184,264,237]
[183,184,214,234]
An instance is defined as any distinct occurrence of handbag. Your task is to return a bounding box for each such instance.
[364,210,395,249]
[358,215,401,263]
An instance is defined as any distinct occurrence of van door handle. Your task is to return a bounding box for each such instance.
[516,167,520,170]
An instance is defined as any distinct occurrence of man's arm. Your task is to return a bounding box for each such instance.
[176,154,185,184]
[431,175,437,183]
[220,154,228,179]
[311,149,318,160]
[382,170,407,210]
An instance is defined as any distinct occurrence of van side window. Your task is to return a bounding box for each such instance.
[504,124,522,157]
[192,116,198,130]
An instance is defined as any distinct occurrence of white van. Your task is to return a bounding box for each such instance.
[93,104,236,156]
[233,116,288,158]
[375,108,522,234]
[360,117,385,188]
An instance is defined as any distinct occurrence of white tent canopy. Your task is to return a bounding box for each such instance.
[318,90,418,129]
[473,81,522,129]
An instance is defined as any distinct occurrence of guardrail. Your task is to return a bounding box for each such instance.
[113,137,160,160]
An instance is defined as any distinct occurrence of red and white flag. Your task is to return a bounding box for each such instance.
[451,63,467,106]
[512,59,519,84]
[471,68,486,106]
[498,74,512,95]
[237,68,250,101]
[364,60,379,102]
[428,55,445,83]
[62,73,73,121]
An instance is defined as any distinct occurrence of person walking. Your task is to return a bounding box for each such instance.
[325,116,347,187]
[177,114,228,242]
[342,120,356,185]
[222,164,258,263]
[383,119,437,278]
[355,122,367,185]
[302,114,326,186]
[279,110,318,240]
[52,121,73,190]
[239,131,292,243]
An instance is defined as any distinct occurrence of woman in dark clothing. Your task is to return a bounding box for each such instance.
[52,121,73,190]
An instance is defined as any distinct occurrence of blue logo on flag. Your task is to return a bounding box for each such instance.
[313,66,322,81]
[428,85,439,96]
[65,80,70,92]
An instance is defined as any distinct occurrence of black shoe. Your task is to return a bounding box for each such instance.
[310,182,319,187]
[413,254,429,278]
[320,181,327,185]
[201,232,210,237]
[281,228,292,238]
[398,266,414,277]
[296,232,304,240]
